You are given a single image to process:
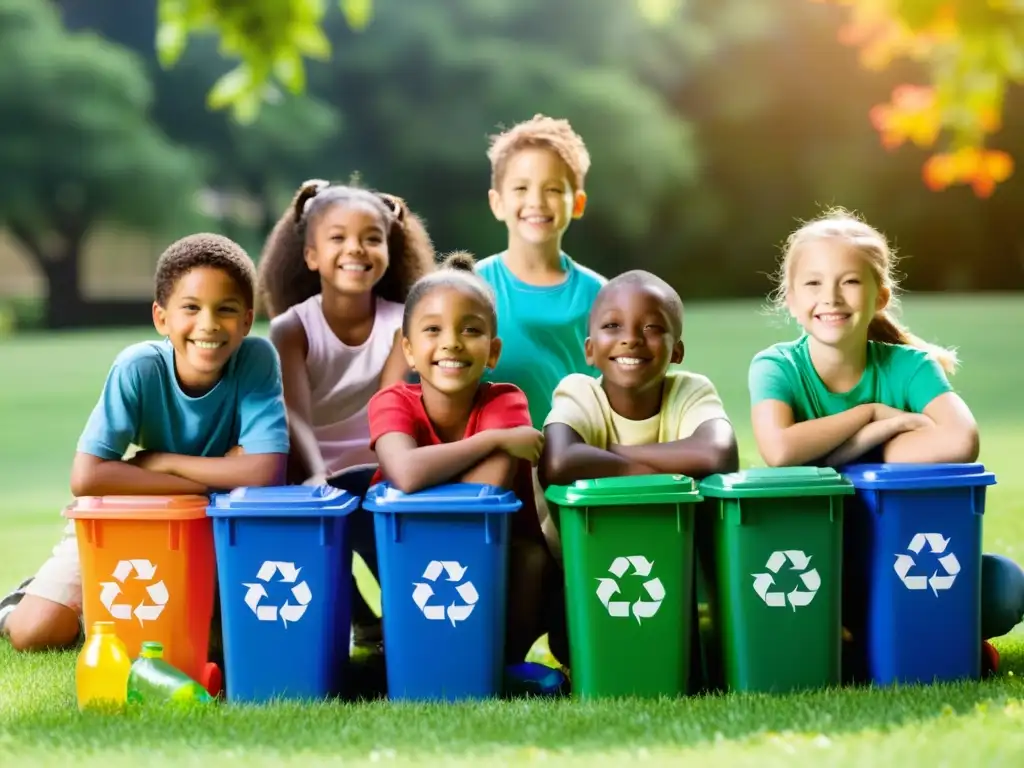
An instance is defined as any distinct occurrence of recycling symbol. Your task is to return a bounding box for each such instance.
[752,550,820,610]
[595,556,665,624]
[894,533,960,596]
[100,559,168,624]
[243,561,312,627]
[412,561,478,627]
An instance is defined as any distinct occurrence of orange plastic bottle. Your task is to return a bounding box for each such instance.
[76,621,132,712]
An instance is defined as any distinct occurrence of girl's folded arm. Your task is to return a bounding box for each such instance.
[883,392,979,463]
[540,424,654,487]
[374,430,503,494]
[610,418,739,478]
[269,314,327,481]
[752,400,876,467]
[459,451,517,488]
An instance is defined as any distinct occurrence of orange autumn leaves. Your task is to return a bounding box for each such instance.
[814,0,1019,197]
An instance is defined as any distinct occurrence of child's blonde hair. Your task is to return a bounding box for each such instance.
[487,114,591,191]
[772,207,958,374]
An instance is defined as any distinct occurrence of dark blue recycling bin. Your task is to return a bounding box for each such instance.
[208,485,358,702]
[363,482,520,701]
[841,463,996,685]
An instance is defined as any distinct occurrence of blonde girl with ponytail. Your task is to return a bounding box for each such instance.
[748,207,978,468]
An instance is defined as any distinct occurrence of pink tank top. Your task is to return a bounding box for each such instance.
[286,294,404,475]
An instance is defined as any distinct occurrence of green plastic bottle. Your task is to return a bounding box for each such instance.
[126,642,213,706]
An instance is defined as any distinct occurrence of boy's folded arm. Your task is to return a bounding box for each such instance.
[141,451,287,489]
[374,430,503,495]
[752,400,877,467]
[540,423,654,487]
[882,392,979,463]
[70,452,208,497]
[609,418,739,478]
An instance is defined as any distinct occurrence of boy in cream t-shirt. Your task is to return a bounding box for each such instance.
[541,270,738,490]
[534,270,739,675]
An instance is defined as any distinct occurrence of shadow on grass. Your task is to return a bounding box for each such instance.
[3,642,1024,756]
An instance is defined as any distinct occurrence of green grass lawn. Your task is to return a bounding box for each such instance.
[2,295,1024,765]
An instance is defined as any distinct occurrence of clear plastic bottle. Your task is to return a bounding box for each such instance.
[76,621,131,712]
[126,641,213,705]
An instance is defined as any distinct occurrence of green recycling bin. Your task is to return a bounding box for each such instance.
[545,475,703,699]
[698,467,853,694]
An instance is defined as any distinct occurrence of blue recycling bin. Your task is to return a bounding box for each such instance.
[363,482,520,701]
[207,485,358,702]
[841,463,996,686]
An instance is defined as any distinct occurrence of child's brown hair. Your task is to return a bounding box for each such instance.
[487,114,591,191]
[155,233,256,308]
[256,179,436,318]
[772,207,958,374]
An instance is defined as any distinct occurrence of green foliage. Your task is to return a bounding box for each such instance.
[0,0,197,240]
[156,0,358,123]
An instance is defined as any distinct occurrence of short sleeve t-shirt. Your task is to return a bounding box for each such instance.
[544,369,730,448]
[367,381,542,541]
[476,252,605,429]
[77,336,290,462]
[748,335,954,421]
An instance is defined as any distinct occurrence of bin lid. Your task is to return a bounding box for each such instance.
[544,474,702,508]
[206,485,358,518]
[64,495,210,521]
[361,482,522,514]
[699,467,854,499]
[840,462,997,490]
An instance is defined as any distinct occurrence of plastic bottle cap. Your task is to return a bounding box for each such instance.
[90,621,115,634]
[140,641,164,658]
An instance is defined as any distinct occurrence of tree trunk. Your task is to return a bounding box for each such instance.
[39,250,85,329]
[10,221,87,329]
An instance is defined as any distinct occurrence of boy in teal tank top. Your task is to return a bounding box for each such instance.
[478,115,605,677]
[478,114,605,429]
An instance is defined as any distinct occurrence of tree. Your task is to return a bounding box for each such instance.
[814,0,1024,197]
[0,0,199,327]
[156,0,685,122]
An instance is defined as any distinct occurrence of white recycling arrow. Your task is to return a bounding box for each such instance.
[894,533,960,596]
[595,555,665,624]
[752,550,820,610]
[243,561,312,626]
[412,560,478,626]
[102,559,168,624]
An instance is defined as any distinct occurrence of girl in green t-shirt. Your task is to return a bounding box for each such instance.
[748,207,1022,670]
[749,207,975,469]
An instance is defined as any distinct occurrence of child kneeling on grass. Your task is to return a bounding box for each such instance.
[539,269,740,669]
[366,252,553,672]
[748,207,1024,672]
[0,234,289,652]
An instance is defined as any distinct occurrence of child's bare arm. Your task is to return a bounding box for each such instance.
[70,452,207,496]
[609,418,739,478]
[459,451,518,489]
[540,423,654,487]
[821,413,931,467]
[379,329,411,389]
[375,428,540,494]
[751,400,889,467]
[128,451,286,490]
[269,314,327,482]
[883,392,980,463]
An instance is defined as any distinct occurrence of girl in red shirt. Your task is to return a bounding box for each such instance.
[368,252,554,670]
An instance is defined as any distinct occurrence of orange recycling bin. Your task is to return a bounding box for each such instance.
[65,495,220,696]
